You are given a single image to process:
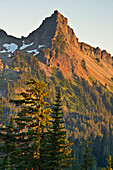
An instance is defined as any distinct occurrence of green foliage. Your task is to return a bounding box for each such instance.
[70,59,75,73]
[5,156,11,170]
[0,104,3,122]
[103,155,112,170]
[39,89,73,169]
[9,79,52,169]
[96,57,100,62]
[50,50,55,57]
[44,48,50,55]
[81,59,86,70]
[0,116,16,169]
[53,30,66,54]
[1,51,113,168]
[80,137,93,170]
[89,76,94,82]
[109,85,113,91]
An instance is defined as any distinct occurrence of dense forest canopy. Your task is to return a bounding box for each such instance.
[0,51,113,169]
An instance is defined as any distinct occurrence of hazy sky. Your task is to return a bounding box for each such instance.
[0,0,113,55]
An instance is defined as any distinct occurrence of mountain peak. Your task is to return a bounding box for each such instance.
[52,10,68,25]
[50,10,78,48]
[0,11,113,91]
[26,10,73,48]
[53,10,59,15]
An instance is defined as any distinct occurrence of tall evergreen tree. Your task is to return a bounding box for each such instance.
[5,156,11,170]
[39,89,73,170]
[80,136,93,170]
[10,79,51,169]
[0,116,16,169]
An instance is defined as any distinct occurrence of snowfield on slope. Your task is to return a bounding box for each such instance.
[0,42,45,57]
[38,45,45,48]
[0,43,18,53]
[20,41,34,50]
[27,49,39,56]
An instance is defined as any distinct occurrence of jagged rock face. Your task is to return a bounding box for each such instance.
[26,10,79,48]
[52,10,79,47]
[0,29,21,47]
[94,47,101,58]
[101,50,112,64]
[0,30,8,43]
[26,11,58,48]
[80,43,95,56]
[0,10,113,89]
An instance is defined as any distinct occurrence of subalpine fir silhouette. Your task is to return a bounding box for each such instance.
[80,136,93,170]
[10,79,51,169]
[39,89,74,170]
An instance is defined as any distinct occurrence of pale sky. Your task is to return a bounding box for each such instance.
[0,0,113,56]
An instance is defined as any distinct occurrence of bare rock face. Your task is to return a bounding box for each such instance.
[79,43,112,66]
[0,29,21,48]
[0,10,113,88]
[94,47,101,58]
[80,43,94,56]
[0,29,7,42]
[26,12,58,48]
[101,50,112,64]
[0,29,10,47]
[53,10,79,47]
[26,10,79,49]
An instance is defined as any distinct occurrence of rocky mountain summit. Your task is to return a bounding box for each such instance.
[1,11,113,169]
[0,10,113,90]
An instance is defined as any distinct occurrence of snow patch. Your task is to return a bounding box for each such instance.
[3,43,18,53]
[0,43,18,53]
[20,41,34,50]
[0,50,7,53]
[38,44,45,48]
[27,49,39,56]
[8,54,11,57]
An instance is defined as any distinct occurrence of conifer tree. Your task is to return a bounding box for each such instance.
[103,155,112,170]
[39,89,73,170]
[10,79,51,169]
[80,136,93,170]
[0,116,16,169]
[107,155,112,170]
[5,156,11,170]
[0,104,3,122]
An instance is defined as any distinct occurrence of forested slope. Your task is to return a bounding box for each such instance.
[0,10,113,169]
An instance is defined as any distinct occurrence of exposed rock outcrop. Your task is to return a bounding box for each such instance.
[101,50,112,64]
[94,47,101,58]
[0,10,113,89]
